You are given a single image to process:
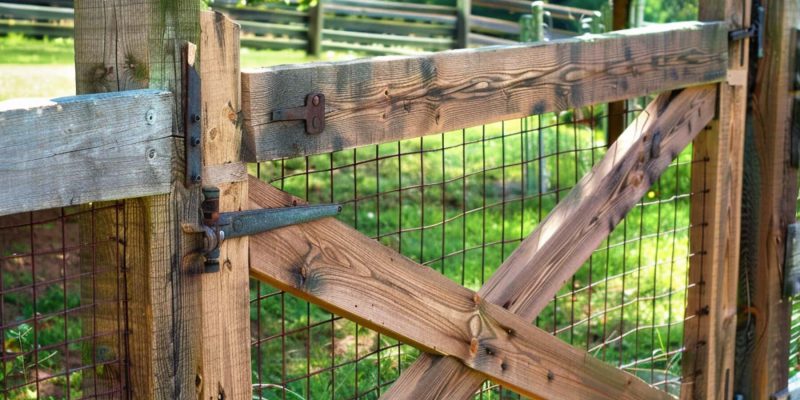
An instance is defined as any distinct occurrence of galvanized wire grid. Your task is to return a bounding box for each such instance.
[0,203,128,399]
[790,181,800,381]
[251,103,705,399]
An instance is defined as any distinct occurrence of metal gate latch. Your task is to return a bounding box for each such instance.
[200,186,341,272]
[272,93,326,134]
[728,4,765,59]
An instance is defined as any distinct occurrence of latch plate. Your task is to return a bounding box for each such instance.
[184,45,202,186]
[272,93,326,135]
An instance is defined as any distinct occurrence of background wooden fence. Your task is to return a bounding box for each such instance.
[0,0,603,55]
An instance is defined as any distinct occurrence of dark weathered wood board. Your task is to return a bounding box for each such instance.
[0,90,175,216]
[681,1,749,399]
[733,0,800,398]
[242,21,728,161]
[248,176,671,400]
[384,85,718,399]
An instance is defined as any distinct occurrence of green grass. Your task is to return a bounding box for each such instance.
[0,34,356,101]
[250,112,692,399]
[1,34,690,399]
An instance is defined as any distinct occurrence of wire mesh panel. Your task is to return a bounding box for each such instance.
[790,182,800,381]
[250,102,706,399]
[0,203,128,399]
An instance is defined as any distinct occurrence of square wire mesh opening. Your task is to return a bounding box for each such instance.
[250,101,707,399]
[0,203,128,399]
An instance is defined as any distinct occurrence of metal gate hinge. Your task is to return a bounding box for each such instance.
[200,186,341,272]
[184,44,202,186]
[272,93,326,134]
[729,5,765,59]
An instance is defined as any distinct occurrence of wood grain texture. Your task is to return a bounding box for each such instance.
[197,11,252,400]
[242,21,728,161]
[734,0,799,398]
[247,176,671,400]
[383,85,718,400]
[0,90,174,216]
[74,1,203,399]
[681,1,749,399]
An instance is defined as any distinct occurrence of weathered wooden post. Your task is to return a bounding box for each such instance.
[73,1,250,398]
[733,1,799,398]
[456,0,470,48]
[519,1,548,197]
[631,0,645,27]
[519,2,544,43]
[308,0,324,56]
[607,0,631,145]
[682,0,750,398]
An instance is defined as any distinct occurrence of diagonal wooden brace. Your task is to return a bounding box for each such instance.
[382,85,719,399]
[248,176,672,400]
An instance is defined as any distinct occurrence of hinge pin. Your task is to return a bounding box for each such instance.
[200,186,341,273]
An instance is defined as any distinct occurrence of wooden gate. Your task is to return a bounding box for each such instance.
[1,0,798,399]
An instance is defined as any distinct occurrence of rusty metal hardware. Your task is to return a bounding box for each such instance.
[184,46,202,186]
[272,93,326,134]
[200,186,341,273]
[729,4,764,59]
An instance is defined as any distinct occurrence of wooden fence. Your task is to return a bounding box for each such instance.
[0,0,798,399]
[0,0,601,55]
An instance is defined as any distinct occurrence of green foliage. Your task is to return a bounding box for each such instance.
[644,0,698,23]
[251,108,693,397]
[552,0,698,23]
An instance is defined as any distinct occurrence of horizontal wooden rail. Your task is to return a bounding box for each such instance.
[325,16,455,37]
[473,0,596,19]
[325,4,457,25]
[0,2,73,20]
[469,33,516,46]
[470,15,520,36]
[322,29,454,50]
[242,21,727,161]
[328,0,457,15]
[248,176,671,400]
[0,90,175,216]
[383,85,718,399]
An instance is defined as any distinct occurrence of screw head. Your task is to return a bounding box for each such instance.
[192,113,201,123]
[191,136,201,146]
[147,149,157,159]
[312,95,320,106]
[192,174,202,184]
[145,109,155,125]
[311,116,320,129]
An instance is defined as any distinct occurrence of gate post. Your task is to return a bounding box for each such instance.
[74,2,250,398]
[682,0,750,399]
[196,11,252,400]
[734,1,799,398]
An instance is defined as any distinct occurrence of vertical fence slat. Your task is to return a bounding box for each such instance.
[456,0,470,48]
[735,0,799,398]
[309,0,324,56]
[681,1,750,399]
[607,0,630,145]
[197,11,253,400]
